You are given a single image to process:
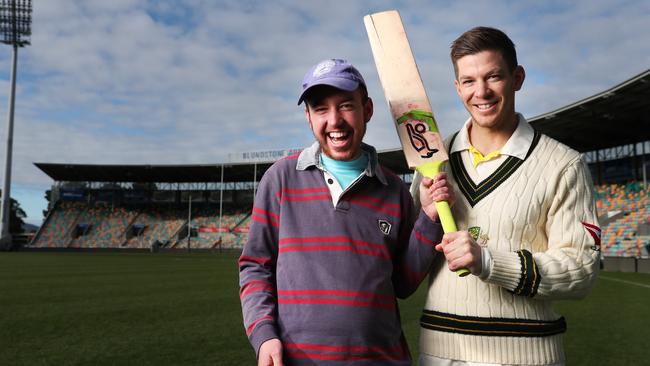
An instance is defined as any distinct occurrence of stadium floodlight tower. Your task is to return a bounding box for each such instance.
[0,0,31,248]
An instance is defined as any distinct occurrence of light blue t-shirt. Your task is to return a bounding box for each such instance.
[320,152,368,190]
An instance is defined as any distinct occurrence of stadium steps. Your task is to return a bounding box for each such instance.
[65,205,89,248]
[231,207,252,232]
[29,200,61,246]
[121,210,144,247]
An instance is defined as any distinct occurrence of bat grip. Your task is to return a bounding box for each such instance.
[416,161,471,277]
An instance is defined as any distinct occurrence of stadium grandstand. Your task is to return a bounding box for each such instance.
[26,150,410,252]
[25,69,650,264]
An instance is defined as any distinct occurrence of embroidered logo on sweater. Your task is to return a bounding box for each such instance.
[378,220,392,235]
[581,222,601,251]
[468,226,480,240]
[468,226,489,246]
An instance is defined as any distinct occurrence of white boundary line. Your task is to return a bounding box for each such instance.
[599,275,650,289]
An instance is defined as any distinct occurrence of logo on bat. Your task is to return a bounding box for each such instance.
[405,122,438,158]
[397,110,440,159]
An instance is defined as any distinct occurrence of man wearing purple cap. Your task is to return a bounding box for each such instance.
[239,59,452,365]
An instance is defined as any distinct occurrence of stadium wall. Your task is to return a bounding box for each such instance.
[636,258,650,274]
[603,256,650,274]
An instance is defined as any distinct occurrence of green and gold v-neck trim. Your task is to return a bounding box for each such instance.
[449,131,542,207]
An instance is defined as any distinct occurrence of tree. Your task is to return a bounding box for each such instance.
[10,197,26,234]
[43,189,51,218]
[0,190,26,234]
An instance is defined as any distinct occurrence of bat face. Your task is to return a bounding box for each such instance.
[363,10,448,170]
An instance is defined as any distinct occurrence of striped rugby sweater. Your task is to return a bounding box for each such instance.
[239,142,443,365]
[413,129,601,365]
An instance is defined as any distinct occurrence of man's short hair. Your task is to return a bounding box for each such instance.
[450,26,518,76]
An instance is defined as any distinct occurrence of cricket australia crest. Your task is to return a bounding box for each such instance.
[468,226,489,246]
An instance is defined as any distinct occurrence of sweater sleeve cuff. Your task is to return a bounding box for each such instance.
[486,250,542,297]
[250,322,279,358]
[485,250,522,291]
[478,247,492,279]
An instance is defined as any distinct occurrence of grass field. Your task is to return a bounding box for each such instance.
[1,251,648,365]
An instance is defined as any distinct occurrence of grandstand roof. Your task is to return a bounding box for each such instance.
[35,162,271,183]
[34,150,411,183]
[528,68,650,152]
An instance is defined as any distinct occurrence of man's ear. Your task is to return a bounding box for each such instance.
[305,107,312,129]
[364,97,374,123]
[513,65,525,91]
[454,79,462,97]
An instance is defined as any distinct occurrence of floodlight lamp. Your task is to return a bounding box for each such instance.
[0,0,32,47]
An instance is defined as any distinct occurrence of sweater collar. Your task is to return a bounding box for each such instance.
[451,113,535,161]
[296,141,388,185]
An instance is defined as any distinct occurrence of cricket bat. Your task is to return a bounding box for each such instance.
[364,10,469,276]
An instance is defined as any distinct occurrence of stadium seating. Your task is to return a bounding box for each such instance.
[32,181,646,256]
[29,201,253,250]
[177,206,251,249]
[67,204,138,248]
[31,201,86,248]
[123,206,186,249]
[597,182,649,257]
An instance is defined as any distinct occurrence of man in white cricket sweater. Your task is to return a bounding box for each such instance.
[411,27,601,366]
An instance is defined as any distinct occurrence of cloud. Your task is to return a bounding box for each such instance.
[0,0,647,223]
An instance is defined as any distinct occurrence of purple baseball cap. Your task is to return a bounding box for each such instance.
[297,58,366,105]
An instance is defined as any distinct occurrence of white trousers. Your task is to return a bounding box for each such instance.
[418,353,564,366]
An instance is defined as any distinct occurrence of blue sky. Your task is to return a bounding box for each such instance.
[1,0,649,225]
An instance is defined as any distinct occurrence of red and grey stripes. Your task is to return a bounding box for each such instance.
[348,194,401,218]
[238,255,272,267]
[246,314,274,336]
[414,229,436,247]
[285,342,409,362]
[277,289,396,310]
[251,207,279,227]
[276,187,330,202]
[273,187,403,218]
[279,236,391,259]
[240,279,274,300]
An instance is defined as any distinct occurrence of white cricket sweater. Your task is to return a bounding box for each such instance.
[415,131,600,365]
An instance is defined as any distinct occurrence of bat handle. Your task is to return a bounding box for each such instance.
[416,161,471,277]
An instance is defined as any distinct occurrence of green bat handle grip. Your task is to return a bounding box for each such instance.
[434,200,457,232]
[416,161,471,277]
